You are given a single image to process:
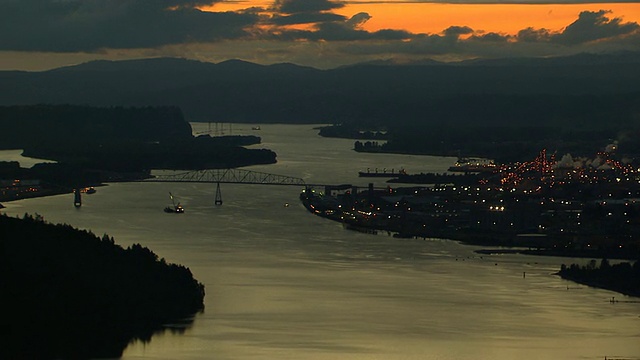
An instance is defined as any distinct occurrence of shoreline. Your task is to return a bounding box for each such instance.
[556,273,640,298]
[0,187,73,204]
[299,188,639,261]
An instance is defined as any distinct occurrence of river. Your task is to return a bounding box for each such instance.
[2,124,639,360]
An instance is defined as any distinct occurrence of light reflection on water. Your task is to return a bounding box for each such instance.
[2,124,639,360]
[0,149,56,167]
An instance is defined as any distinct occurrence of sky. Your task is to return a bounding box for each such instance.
[1,0,639,70]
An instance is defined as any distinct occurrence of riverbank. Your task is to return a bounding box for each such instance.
[556,260,640,298]
[0,186,72,203]
[1,213,205,359]
[299,185,640,261]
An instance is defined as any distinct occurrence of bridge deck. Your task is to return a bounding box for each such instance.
[143,168,306,186]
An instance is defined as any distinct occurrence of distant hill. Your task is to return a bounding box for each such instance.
[1,53,640,125]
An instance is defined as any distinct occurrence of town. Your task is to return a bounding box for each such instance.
[301,147,640,260]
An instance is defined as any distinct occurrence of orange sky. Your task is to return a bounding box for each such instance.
[208,2,640,35]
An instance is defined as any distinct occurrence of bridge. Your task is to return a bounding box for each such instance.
[72,168,384,207]
[145,168,306,186]
[142,168,308,205]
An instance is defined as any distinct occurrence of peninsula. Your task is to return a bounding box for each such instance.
[0,105,277,202]
[0,213,205,359]
[300,148,640,262]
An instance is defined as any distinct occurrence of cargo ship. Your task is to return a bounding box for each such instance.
[448,158,497,173]
[358,168,406,177]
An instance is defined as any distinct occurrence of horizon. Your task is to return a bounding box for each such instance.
[4,49,640,74]
[1,0,639,71]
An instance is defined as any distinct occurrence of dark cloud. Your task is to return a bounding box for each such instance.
[552,10,640,45]
[268,12,411,41]
[347,12,373,28]
[2,0,639,68]
[0,0,260,52]
[271,12,346,26]
[312,23,411,41]
[346,0,640,3]
[443,26,474,38]
[470,32,511,42]
[268,0,347,26]
[517,27,552,42]
[336,10,640,60]
[273,0,344,14]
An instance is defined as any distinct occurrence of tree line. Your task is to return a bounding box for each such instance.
[0,213,205,359]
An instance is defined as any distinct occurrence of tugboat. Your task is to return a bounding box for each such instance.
[164,192,184,213]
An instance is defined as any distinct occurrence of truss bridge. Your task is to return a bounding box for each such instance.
[143,168,307,205]
[145,168,306,186]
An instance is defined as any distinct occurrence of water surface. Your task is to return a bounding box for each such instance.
[2,124,639,360]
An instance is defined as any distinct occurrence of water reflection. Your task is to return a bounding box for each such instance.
[0,149,56,168]
[3,125,639,360]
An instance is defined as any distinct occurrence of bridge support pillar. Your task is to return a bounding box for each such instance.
[74,188,82,208]
[215,182,223,205]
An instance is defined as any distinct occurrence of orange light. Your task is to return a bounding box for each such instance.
[336,3,640,36]
[202,2,640,37]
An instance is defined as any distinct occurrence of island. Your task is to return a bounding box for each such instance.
[0,213,205,359]
[0,104,277,202]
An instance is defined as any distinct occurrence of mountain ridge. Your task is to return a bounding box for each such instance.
[2,52,639,124]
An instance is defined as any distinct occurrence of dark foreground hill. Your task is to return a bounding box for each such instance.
[0,213,205,359]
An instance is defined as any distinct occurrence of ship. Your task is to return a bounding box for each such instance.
[448,158,497,173]
[164,204,184,213]
[358,168,406,177]
[164,192,184,213]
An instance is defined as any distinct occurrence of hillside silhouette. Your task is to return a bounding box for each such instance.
[0,213,205,359]
[1,53,639,125]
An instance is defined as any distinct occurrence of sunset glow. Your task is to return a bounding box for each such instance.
[2,0,640,70]
[208,1,640,35]
[338,3,640,35]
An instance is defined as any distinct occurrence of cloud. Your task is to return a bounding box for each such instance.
[347,12,373,28]
[444,26,474,38]
[0,0,260,51]
[266,10,411,41]
[273,0,345,14]
[271,12,347,26]
[268,0,348,26]
[517,27,552,42]
[470,32,511,42]
[335,9,640,61]
[552,10,640,45]
[1,0,640,69]
[343,0,640,3]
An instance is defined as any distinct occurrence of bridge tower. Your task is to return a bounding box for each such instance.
[215,182,223,205]
[74,188,82,208]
